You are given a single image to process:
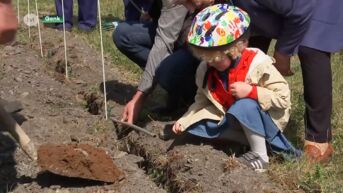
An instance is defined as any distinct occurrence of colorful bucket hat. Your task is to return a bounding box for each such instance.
[187,4,250,48]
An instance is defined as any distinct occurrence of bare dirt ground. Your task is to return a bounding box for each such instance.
[0,27,304,193]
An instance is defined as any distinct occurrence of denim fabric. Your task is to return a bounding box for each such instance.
[113,21,199,100]
[155,48,200,102]
[113,21,157,68]
[187,99,301,157]
[55,0,97,27]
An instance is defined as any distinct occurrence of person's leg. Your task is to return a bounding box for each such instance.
[55,0,73,29]
[224,100,269,162]
[186,118,248,144]
[155,48,200,106]
[123,0,143,21]
[78,0,98,29]
[240,124,269,162]
[298,46,332,143]
[113,21,157,68]
[228,99,300,157]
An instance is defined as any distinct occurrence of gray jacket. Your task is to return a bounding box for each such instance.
[138,1,188,93]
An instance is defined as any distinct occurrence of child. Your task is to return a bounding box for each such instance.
[172,4,300,171]
[55,0,97,32]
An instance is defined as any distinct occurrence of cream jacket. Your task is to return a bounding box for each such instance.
[177,48,291,132]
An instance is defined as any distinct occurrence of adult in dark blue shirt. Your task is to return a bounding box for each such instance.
[234,0,342,163]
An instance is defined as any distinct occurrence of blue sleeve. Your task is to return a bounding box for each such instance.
[255,0,317,55]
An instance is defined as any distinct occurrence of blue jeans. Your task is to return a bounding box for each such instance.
[113,21,200,102]
[113,21,156,68]
[155,48,200,103]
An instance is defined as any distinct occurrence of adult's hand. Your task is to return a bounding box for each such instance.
[140,12,152,23]
[273,51,294,76]
[0,0,18,44]
[173,0,214,13]
[121,91,146,124]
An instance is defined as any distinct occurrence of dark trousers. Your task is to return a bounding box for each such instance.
[55,0,97,27]
[113,21,156,68]
[249,36,332,143]
[113,21,199,102]
[298,46,332,143]
[123,0,152,21]
[155,48,199,103]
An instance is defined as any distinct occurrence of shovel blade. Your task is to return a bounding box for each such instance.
[37,144,124,183]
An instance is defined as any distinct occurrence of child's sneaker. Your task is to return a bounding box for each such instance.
[238,151,269,172]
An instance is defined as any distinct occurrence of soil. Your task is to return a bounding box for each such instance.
[0,26,305,193]
[38,144,124,183]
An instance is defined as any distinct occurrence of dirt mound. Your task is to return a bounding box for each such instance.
[37,144,124,183]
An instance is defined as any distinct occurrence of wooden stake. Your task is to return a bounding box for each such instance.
[27,0,30,38]
[97,0,108,120]
[17,0,20,23]
[34,0,43,57]
[61,0,68,79]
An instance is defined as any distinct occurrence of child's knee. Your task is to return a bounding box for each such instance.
[230,98,259,112]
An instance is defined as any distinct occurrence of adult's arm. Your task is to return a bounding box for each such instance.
[255,0,317,55]
[0,0,17,44]
[138,0,188,93]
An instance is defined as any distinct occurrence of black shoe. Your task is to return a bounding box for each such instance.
[78,24,95,33]
[55,23,72,32]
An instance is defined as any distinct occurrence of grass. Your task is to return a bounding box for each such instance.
[13,0,343,192]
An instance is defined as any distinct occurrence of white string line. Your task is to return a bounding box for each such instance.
[27,0,30,38]
[97,0,108,120]
[17,0,20,23]
[34,0,43,57]
[61,0,68,79]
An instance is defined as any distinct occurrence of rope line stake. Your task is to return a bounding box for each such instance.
[98,0,108,120]
[27,0,30,38]
[61,0,68,79]
[34,0,43,57]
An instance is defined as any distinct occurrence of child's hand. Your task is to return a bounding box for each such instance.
[230,81,252,98]
[172,122,183,135]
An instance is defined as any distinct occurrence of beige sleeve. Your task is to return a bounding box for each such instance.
[177,87,211,131]
[255,63,291,111]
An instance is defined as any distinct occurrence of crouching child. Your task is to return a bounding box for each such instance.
[172,4,301,171]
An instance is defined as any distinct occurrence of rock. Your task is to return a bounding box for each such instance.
[70,135,80,143]
[21,92,29,98]
[14,77,23,82]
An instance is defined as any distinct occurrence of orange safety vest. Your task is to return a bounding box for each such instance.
[207,49,257,109]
